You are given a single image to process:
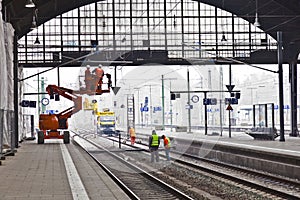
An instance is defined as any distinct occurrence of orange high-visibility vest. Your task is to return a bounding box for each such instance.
[85,69,92,80]
[129,128,136,137]
[164,137,171,148]
[95,68,104,78]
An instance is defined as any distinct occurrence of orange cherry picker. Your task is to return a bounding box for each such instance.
[37,73,112,144]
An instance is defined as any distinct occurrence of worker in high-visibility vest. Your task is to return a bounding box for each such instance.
[92,65,104,90]
[129,126,136,145]
[161,135,171,161]
[84,65,93,91]
[149,130,160,162]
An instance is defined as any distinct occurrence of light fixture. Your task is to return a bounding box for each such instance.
[221,32,227,42]
[30,9,38,30]
[30,16,37,30]
[34,36,40,44]
[254,0,260,27]
[25,0,35,8]
[173,15,176,27]
[102,15,106,27]
[34,29,40,45]
[220,0,227,42]
[254,12,261,27]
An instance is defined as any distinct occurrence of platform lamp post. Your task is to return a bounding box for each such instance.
[149,85,153,127]
[37,73,40,114]
[228,64,232,138]
[219,66,224,136]
[170,81,173,132]
[277,31,285,142]
[161,76,177,131]
[41,77,46,114]
[143,84,153,127]
[149,85,152,127]
[187,68,192,133]
[162,75,165,130]
[133,87,141,127]
[36,75,47,115]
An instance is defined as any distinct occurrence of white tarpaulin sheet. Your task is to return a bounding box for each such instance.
[0,11,8,150]
[0,0,16,151]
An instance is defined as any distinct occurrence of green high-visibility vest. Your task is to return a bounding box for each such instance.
[151,134,159,146]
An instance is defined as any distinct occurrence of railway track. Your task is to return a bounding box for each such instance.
[72,130,300,199]
[172,152,300,199]
[106,132,300,199]
[72,131,193,200]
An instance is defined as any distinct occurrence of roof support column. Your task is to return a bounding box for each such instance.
[13,34,19,148]
[284,41,299,137]
[288,55,299,137]
[277,31,285,142]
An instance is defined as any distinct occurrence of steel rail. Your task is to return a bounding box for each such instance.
[71,131,193,200]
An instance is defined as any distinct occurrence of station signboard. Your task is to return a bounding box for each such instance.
[225,98,238,105]
[203,98,217,105]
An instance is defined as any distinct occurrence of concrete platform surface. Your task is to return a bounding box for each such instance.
[0,139,130,200]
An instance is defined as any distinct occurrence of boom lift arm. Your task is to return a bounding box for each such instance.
[39,85,83,135]
[46,84,82,123]
[38,78,111,144]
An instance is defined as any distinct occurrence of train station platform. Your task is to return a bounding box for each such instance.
[0,139,130,200]
[136,126,300,156]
